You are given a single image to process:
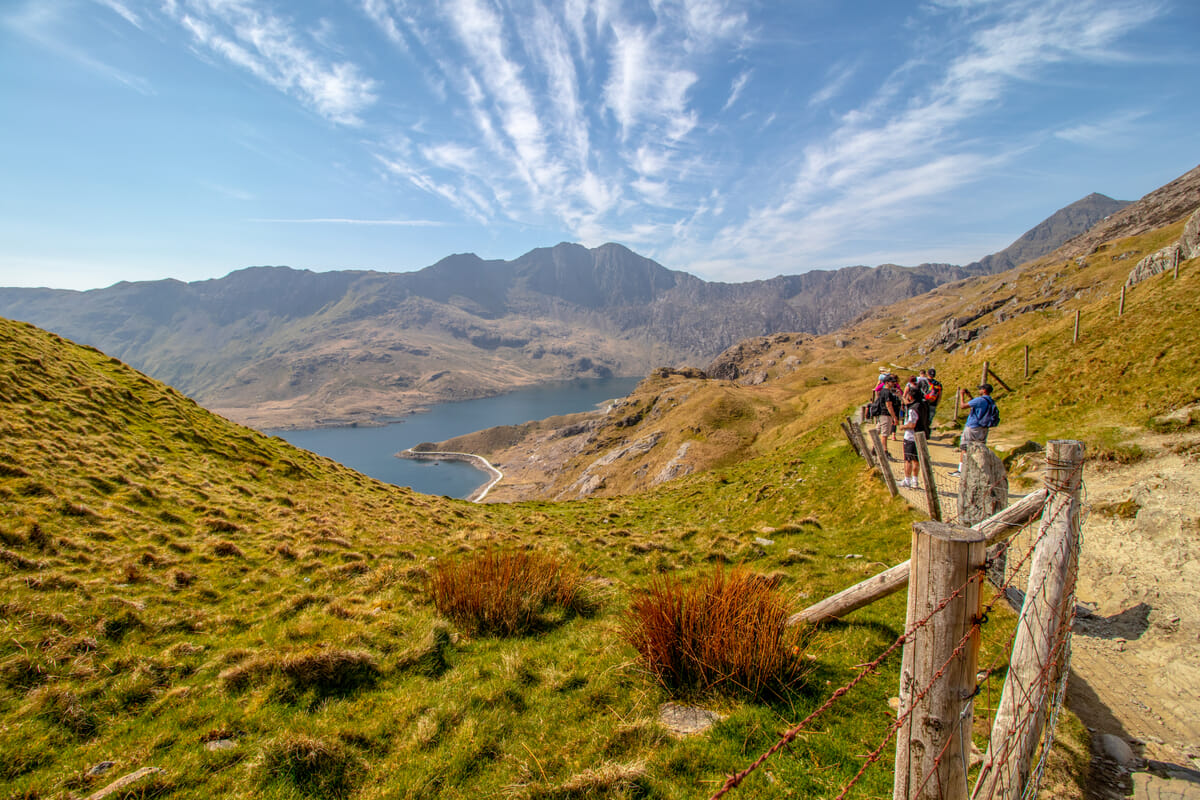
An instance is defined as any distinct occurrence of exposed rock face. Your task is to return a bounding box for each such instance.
[1125,207,1200,286]
[1126,244,1183,286]
[559,431,664,499]
[1183,207,1200,259]
[958,443,1008,526]
[921,317,979,354]
[652,442,695,486]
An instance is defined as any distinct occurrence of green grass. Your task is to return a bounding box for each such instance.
[6,212,1189,800]
[0,317,945,799]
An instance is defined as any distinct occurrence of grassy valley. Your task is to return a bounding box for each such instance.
[1,184,1197,798]
[0,316,1014,799]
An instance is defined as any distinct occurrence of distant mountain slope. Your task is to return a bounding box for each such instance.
[968,192,1130,274]
[0,183,1137,428]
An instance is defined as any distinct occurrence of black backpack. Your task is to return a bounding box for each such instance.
[912,398,931,437]
[872,387,898,419]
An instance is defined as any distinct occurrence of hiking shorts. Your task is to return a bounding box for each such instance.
[877,415,894,437]
[903,440,918,462]
[960,426,989,449]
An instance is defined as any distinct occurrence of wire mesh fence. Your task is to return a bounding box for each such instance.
[715,439,1085,799]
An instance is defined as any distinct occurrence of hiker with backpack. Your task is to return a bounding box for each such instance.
[872,375,900,457]
[951,383,999,476]
[924,368,943,429]
[899,382,930,489]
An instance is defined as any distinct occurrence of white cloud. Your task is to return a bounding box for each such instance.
[721,69,750,112]
[92,0,142,29]
[1055,109,1148,145]
[604,23,698,141]
[808,61,856,108]
[169,0,378,126]
[655,0,1164,277]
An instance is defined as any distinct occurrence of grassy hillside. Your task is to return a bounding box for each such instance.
[3,199,1194,797]
[2,316,1027,799]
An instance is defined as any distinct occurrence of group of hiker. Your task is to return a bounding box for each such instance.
[868,367,1000,489]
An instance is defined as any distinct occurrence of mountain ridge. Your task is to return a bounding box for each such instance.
[0,187,1137,428]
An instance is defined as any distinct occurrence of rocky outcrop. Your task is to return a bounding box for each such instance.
[1125,207,1200,286]
[559,432,664,499]
[705,333,802,381]
[652,442,695,486]
[921,317,980,354]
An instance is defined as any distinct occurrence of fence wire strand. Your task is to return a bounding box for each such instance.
[708,451,1084,800]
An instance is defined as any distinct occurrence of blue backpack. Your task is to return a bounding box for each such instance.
[978,396,1000,428]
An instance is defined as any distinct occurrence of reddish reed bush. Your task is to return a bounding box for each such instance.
[624,567,811,698]
[429,550,596,636]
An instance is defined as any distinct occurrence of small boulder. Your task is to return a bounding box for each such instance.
[659,703,724,737]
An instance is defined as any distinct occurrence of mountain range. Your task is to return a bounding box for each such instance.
[0,191,1130,429]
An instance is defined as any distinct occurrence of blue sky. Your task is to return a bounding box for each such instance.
[1,0,1197,291]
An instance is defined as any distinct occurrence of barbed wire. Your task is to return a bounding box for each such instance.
[708,451,1084,800]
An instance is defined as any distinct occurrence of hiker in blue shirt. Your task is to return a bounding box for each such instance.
[951,383,999,476]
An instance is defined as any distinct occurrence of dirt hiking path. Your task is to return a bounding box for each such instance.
[871,423,1200,798]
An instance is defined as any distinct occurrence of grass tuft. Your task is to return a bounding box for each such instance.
[429,550,597,636]
[260,733,362,797]
[219,647,380,700]
[624,566,814,699]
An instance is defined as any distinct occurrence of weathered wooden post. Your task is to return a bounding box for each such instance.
[894,520,985,800]
[869,428,899,497]
[954,387,961,425]
[1118,284,1127,317]
[914,431,942,521]
[972,440,1085,800]
[1174,249,1181,279]
[980,361,990,389]
[849,419,878,470]
[1072,310,1080,344]
[1023,345,1029,380]
[842,421,865,459]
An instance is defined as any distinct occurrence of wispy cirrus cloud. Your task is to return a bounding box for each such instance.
[92,0,142,29]
[1055,109,1149,145]
[663,0,1163,277]
[4,0,154,94]
[167,0,377,125]
[721,69,750,112]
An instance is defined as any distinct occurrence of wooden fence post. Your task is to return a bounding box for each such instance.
[1023,345,1029,380]
[894,520,985,800]
[980,361,990,389]
[1118,284,1126,317]
[954,387,961,425]
[972,440,1085,800]
[915,431,942,522]
[869,428,899,497]
[985,368,1012,393]
[841,421,864,459]
[1072,310,1080,344]
[846,418,876,468]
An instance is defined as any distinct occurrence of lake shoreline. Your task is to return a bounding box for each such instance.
[396,448,503,502]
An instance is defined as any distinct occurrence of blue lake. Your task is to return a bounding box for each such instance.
[271,376,642,499]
